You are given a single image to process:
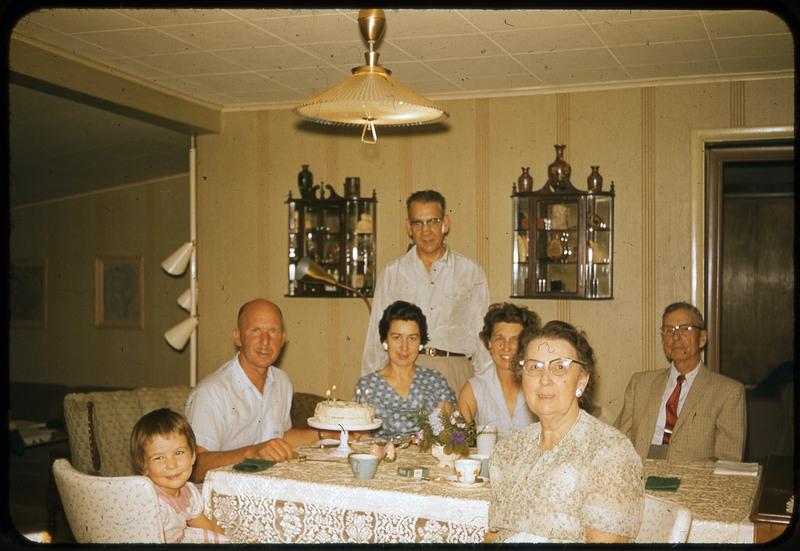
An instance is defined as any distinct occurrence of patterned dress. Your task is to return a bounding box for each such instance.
[488,410,644,543]
[354,366,456,440]
[155,482,228,543]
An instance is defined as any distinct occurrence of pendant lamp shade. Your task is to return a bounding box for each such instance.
[293,9,447,143]
[161,242,194,276]
[165,316,198,350]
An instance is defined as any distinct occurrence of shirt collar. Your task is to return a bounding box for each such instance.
[669,360,702,383]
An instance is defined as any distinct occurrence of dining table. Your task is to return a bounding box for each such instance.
[201,440,762,544]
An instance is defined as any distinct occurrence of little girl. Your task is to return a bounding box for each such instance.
[130,408,228,543]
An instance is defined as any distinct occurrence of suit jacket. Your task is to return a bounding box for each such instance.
[613,364,746,462]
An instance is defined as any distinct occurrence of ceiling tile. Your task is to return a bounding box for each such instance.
[380,9,478,38]
[718,55,795,73]
[130,51,251,76]
[625,60,722,80]
[71,27,202,57]
[702,10,791,37]
[611,41,718,65]
[115,8,239,26]
[426,55,530,80]
[712,35,795,59]
[457,9,585,32]
[580,10,701,23]
[246,12,357,44]
[515,49,621,75]
[392,34,506,60]
[22,8,144,33]
[218,44,327,72]
[536,66,633,86]
[158,20,284,50]
[486,25,604,54]
[301,39,415,68]
[592,14,711,47]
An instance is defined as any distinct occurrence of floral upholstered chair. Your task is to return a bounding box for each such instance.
[63,386,192,476]
[52,458,165,543]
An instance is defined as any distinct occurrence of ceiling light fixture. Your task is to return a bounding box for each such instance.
[293,9,448,144]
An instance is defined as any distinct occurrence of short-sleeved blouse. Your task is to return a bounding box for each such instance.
[488,410,644,543]
[354,366,456,439]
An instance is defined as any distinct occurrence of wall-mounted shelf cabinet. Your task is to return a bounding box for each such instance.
[287,186,377,298]
[512,183,614,299]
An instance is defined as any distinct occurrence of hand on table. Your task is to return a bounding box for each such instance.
[255,438,297,462]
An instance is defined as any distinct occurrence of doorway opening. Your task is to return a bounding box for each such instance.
[705,141,794,460]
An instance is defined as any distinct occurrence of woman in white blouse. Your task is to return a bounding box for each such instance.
[457,303,540,438]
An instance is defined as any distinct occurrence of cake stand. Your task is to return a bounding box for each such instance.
[307,418,382,458]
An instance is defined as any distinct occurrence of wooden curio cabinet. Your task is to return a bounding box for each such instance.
[512,180,614,299]
[287,185,377,298]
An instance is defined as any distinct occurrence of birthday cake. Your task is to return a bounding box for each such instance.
[313,400,375,426]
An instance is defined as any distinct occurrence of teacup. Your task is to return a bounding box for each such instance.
[476,424,498,455]
[454,458,482,484]
[349,453,379,480]
[468,454,490,479]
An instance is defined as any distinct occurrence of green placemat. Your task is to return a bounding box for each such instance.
[645,475,681,492]
[232,458,276,472]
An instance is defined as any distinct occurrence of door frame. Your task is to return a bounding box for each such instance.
[689,125,793,372]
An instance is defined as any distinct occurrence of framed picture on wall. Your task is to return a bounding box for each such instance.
[95,257,143,328]
[10,260,47,328]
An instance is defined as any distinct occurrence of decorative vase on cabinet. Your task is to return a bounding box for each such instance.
[287,175,377,299]
[512,151,614,300]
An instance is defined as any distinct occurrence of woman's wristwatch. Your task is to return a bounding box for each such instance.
[317,429,324,440]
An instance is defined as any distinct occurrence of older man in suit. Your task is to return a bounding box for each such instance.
[614,302,746,461]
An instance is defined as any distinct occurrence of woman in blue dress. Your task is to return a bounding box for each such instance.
[353,301,456,440]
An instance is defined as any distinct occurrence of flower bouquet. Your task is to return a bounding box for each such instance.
[415,402,477,457]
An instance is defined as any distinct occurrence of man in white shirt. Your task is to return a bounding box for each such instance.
[614,302,746,462]
[186,299,347,481]
[360,190,493,396]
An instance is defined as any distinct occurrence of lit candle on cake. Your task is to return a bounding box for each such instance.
[365,389,370,404]
[332,385,337,402]
[356,388,361,403]
[326,389,331,403]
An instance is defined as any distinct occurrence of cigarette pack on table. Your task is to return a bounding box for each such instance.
[397,466,429,478]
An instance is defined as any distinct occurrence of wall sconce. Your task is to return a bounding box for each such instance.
[161,241,194,276]
[295,255,371,313]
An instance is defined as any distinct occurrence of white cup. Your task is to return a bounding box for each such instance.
[468,454,490,479]
[454,458,482,484]
[476,424,497,455]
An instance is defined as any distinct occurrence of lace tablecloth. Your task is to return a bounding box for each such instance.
[202,443,490,543]
[645,459,760,543]
[202,446,760,544]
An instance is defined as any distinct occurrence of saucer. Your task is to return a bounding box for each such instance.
[445,475,487,489]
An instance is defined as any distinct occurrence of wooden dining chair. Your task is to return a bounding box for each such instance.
[52,458,165,543]
[637,493,692,543]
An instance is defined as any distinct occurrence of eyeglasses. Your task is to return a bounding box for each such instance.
[519,357,584,377]
[409,218,442,231]
[661,324,702,337]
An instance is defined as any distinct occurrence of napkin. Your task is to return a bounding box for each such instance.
[713,460,759,476]
[645,475,681,492]
[232,458,276,472]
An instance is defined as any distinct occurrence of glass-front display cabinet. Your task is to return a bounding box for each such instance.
[512,182,614,299]
[287,185,376,298]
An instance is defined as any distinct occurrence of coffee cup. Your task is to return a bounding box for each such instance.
[476,424,498,455]
[468,454,490,479]
[454,458,482,484]
[349,453,379,480]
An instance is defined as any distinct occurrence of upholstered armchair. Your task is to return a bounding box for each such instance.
[63,386,191,476]
[52,458,165,543]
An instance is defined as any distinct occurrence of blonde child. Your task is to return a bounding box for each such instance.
[130,408,228,543]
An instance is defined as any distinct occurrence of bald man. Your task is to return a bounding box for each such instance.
[185,299,349,481]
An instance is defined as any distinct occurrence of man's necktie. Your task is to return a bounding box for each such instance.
[662,374,686,444]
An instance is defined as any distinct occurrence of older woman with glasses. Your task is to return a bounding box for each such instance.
[485,320,643,544]
[457,303,540,439]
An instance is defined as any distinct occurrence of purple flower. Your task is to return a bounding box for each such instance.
[450,431,467,446]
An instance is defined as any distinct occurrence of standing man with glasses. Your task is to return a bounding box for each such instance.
[360,190,492,396]
[613,302,746,461]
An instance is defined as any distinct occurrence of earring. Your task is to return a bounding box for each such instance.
[418,344,424,351]
[382,342,388,351]
[576,388,583,398]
